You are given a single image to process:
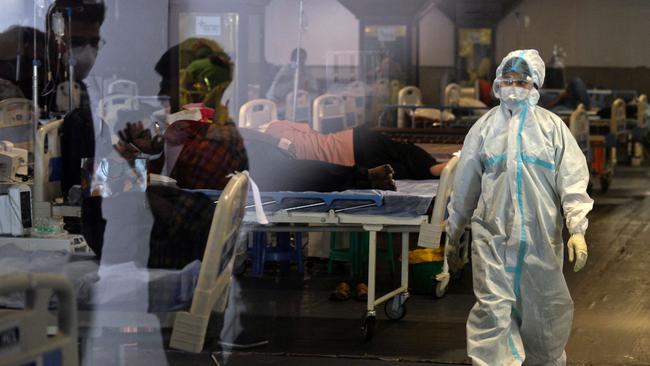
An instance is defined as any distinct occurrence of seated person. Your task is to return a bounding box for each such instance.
[544,77,591,112]
[265,48,318,117]
[255,120,447,179]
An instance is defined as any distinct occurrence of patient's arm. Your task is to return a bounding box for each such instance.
[239,127,296,158]
[430,162,447,177]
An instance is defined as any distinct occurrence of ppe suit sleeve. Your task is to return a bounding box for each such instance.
[555,119,594,235]
[446,121,484,244]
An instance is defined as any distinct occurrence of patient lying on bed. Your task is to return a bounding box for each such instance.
[116,116,397,192]
[253,121,447,179]
[82,117,396,268]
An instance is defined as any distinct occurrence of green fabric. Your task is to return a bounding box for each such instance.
[186,58,231,90]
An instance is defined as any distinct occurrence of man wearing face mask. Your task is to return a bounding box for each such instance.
[46,0,108,198]
[445,50,593,365]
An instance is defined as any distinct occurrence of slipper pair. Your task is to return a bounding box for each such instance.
[329,282,368,301]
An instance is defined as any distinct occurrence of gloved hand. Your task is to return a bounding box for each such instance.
[567,234,588,272]
[445,238,464,272]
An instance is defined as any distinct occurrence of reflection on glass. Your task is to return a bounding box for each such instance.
[178,12,239,115]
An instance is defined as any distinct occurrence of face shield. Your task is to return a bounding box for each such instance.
[493,74,534,103]
[494,51,545,107]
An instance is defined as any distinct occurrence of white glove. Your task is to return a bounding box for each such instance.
[567,234,588,272]
[445,238,464,272]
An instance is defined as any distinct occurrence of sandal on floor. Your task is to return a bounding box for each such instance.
[329,282,351,301]
[356,283,368,301]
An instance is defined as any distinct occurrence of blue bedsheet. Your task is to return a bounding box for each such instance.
[197,179,439,218]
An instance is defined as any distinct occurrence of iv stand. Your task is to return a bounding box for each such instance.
[290,0,305,122]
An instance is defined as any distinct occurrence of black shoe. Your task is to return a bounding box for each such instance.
[217,334,269,349]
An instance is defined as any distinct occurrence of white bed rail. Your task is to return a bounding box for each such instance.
[397,86,422,128]
[170,172,250,353]
[0,273,78,366]
[238,99,278,129]
[33,120,64,218]
[312,94,346,133]
[417,155,460,249]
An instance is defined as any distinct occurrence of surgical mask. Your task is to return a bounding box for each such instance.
[500,86,530,103]
[69,45,97,80]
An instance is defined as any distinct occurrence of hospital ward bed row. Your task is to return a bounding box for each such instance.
[558,94,647,192]
[388,82,489,128]
[1,97,465,363]
[1,157,463,360]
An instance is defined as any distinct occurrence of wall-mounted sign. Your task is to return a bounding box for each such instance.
[377,27,397,42]
[196,16,221,36]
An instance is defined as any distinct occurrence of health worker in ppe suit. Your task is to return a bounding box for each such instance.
[445,49,593,365]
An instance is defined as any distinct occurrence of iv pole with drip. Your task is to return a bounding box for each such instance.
[289,0,305,122]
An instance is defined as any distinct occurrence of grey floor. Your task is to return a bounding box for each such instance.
[87,165,650,366]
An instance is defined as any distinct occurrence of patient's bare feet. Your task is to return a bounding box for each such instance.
[371,178,397,191]
[367,164,394,181]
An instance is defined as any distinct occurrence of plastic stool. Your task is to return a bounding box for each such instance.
[251,232,304,275]
[328,232,395,278]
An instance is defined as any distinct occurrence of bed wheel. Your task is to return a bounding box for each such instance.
[361,313,376,342]
[434,278,448,298]
[384,293,408,321]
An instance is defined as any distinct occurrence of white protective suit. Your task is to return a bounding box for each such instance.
[445,50,593,365]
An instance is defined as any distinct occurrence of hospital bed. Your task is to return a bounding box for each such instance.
[372,126,467,144]
[169,172,249,352]
[396,86,422,128]
[370,79,390,125]
[389,79,401,105]
[33,119,79,219]
[0,273,78,366]
[631,94,647,166]
[0,173,250,358]
[238,99,278,129]
[589,98,626,192]
[106,79,138,96]
[98,94,139,129]
[341,93,363,128]
[342,80,367,126]
[312,94,347,133]
[0,98,34,152]
[588,89,637,110]
[444,83,461,109]
[286,89,311,124]
[566,104,593,190]
[236,156,461,341]
[441,83,489,126]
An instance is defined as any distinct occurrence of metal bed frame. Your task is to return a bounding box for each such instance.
[241,156,460,341]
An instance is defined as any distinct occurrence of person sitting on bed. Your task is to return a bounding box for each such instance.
[253,120,448,179]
